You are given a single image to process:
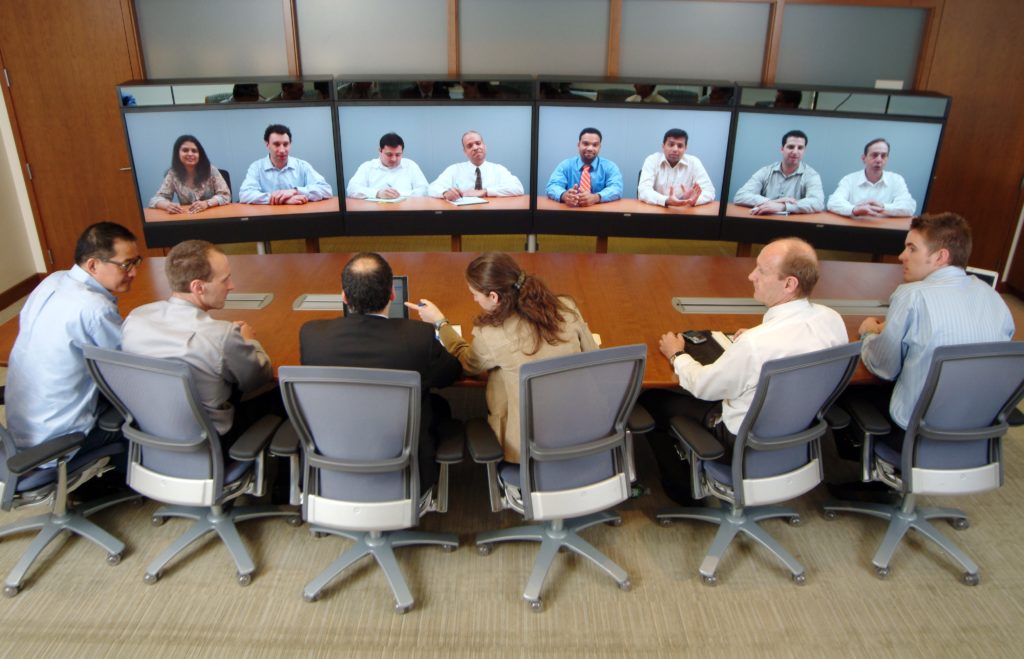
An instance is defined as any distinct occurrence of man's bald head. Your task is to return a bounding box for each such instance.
[341,252,393,314]
[771,237,820,298]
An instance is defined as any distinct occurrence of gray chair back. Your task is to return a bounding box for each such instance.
[901,341,1024,480]
[278,366,420,505]
[730,342,861,502]
[518,344,647,515]
[83,345,224,485]
[0,424,15,509]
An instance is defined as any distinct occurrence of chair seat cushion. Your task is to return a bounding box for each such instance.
[17,443,124,493]
[703,459,732,486]
[224,459,254,485]
[873,435,991,470]
[498,461,520,488]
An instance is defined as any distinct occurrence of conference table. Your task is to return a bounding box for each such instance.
[143,198,341,222]
[0,252,905,387]
[346,197,529,212]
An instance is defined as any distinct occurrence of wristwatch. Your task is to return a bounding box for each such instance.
[670,350,685,366]
[434,318,450,331]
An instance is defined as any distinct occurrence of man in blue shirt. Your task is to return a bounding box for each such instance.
[6,222,141,453]
[546,127,623,207]
[239,124,333,205]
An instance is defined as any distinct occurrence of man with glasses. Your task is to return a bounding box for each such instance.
[6,222,141,455]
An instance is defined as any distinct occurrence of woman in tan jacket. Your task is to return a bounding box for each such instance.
[409,252,598,463]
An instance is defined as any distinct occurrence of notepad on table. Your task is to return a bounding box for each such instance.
[447,196,488,206]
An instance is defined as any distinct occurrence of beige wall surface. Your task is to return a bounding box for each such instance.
[0,97,45,285]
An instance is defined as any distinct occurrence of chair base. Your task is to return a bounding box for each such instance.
[657,503,806,584]
[145,503,298,585]
[823,494,979,583]
[0,491,137,595]
[303,526,459,612]
[475,512,630,610]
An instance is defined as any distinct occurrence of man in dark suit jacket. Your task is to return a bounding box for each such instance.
[299,252,461,492]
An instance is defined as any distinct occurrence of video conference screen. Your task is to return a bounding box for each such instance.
[123,104,340,244]
[726,111,943,222]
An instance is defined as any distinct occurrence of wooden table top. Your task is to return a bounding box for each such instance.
[0,252,905,388]
[724,203,912,231]
[345,196,529,212]
[143,198,341,222]
[537,197,721,216]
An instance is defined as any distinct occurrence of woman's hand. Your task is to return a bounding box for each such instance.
[158,200,184,214]
[405,298,445,325]
[188,199,211,214]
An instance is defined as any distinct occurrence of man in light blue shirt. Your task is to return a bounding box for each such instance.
[546,127,623,206]
[6,222,142,452]
[239,124,333,205]
[858,213,1014,429]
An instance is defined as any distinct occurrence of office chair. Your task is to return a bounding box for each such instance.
[0,419,132,596]
[468,344,647,611]
[218,168,231,196]
[824,341,1024,585]
[657,342,861,585]
[278,366,461,613]
[82,345,297,586]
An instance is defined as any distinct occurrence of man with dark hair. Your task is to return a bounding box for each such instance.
[121,240,276,442]
[857,213,1013,430]
[546,127,623,207]
[299,252,461,492]
[734,129,824,215]
[638,128,716,208]
[638,237,847,504]
[346,132,429,199]
[239,123,332,205]
[827,138,916,218]
[7,222,141,451]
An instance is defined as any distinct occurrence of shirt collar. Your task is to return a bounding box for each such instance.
[772,161,806,177]
[575,155,601,171]
[856,170,889,187]
[69,264,117,303]
[264,156,293,172]
[763,297,812,322]
[657,153,688,169]
[923,265,966,283]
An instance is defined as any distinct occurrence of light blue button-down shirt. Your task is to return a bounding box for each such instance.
[546,155,623,203]
[861,266,1015,428]
[6,265,123,448]
[238,156,333,204]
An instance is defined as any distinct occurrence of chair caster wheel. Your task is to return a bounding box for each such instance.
[311,530,326,538]
[395,603,413,614]
[144,572,161,585]
[106,552,122,566]
[823,510,838,521]
[788,516,802,526]
[659,518,673,527]
[701,574,718,586]
[3,585,20,598]
[477,543,492,556]
[618,579,631,592]
[287,516,303,527]
[303,591,320,603]
[442,544,457,553]
[875,566,891,579]
[237,572,252,587]
[952,517,970,531]
[792,573,807,585]
[528,598,543,612]
[606,518,623,527]
[151,516,166,527]
[962,572,980,586]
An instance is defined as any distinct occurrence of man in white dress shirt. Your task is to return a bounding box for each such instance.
[827,138,917,218]
[637,128,715,208]
[638,238,848,504]
[428,131,524,200]
[345,132,429,199]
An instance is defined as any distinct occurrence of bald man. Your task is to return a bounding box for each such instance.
[638,238,848,505]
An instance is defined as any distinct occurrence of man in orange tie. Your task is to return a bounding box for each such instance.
[545,127,623,207]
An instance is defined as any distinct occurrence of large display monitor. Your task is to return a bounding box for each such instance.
[722,87,947,252]
[533,101,733,239]
[338,101,534,236]
[121,82,341,247]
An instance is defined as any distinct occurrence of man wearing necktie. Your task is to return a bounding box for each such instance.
[427,130,525,200]
[546,127,623,207]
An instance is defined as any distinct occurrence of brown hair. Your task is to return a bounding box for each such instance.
[911,212,972,268]
[466,252,577,355]
[165,240,220,293]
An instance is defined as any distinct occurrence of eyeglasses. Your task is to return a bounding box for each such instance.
[101,255,144,272]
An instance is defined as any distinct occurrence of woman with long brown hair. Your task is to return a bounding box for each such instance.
[409,252,598,463]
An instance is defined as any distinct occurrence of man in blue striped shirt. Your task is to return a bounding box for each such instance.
[858,213,1014,429]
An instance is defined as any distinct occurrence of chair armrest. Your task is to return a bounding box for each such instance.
[269,421,300,457]
[7,432,85,475]
[669,416,725,461]
[228,415,284,461]
[844,397,892,436]
[466,418,503,464]
[96,405,124,433]
[627,404,655,435]
[1008,408,1024,427]
[825,405,851,431]
[435,419,465,464]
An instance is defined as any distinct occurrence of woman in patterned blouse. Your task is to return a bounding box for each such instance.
[148,134,231,214]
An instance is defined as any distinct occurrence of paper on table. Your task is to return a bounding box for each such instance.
[447,196,488,206]
[366,196,406,203]
[710,331,733,350]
